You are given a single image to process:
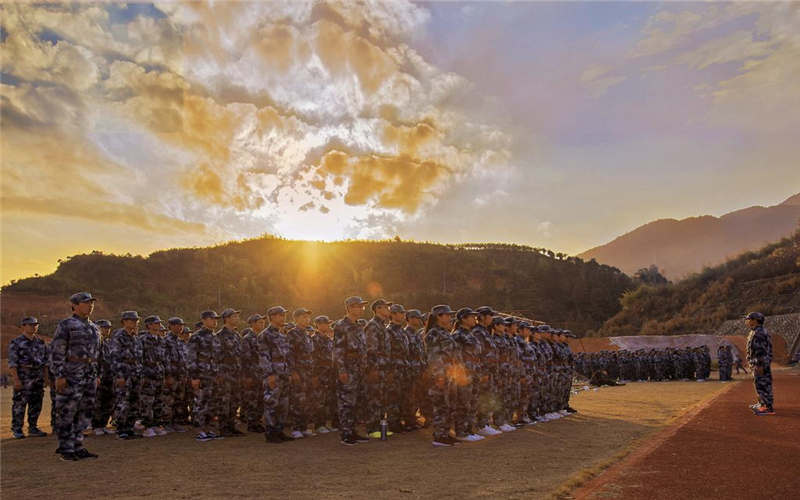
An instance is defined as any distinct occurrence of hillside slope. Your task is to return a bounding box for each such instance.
[579,193,800,280]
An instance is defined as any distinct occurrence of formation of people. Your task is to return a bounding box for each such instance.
[574,346,724,383]
[8,292,581,460]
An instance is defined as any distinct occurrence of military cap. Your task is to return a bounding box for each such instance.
[293,308,312,318]
[247,314,264,324]
[168,317,186,326]
[431,304,456,316]
[121,311,140,321]
[266,306,287,317]
[20,316,39,326]
[744,312,765,323]
[456,307,477,320]
[314,315,331,324]
[345,296,368,308]
[70,291,97,304]
[144,315,162,325]
[371,298,390,311]
[519,321,532,330]
[221,308,241,319]
[475,306,496,316]
[95,319,111,328]
[406,309,423,320]
[537,325,551,333]
[503,317,514,326]
[389,303,406,314]
[491,316,506,326]
[201,310,221,319]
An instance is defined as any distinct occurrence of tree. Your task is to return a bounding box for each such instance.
[633,264,669,285]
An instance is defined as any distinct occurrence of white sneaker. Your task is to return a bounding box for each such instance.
[499,424,516,432]
[521,416,533,424]
[103,427,116,435]
[328,426,338,432]
[455,435,471,441]
[134,420,145,431]
[469,433,485,441]
[485,425,502,435]
[290,430,304,439]
[316,426,330,434]
[302,430,316,437]
[156,426,168,436]
[94,428,105,436]
[559,410,569,416]
[143,427,157,438]
[163,425,175,433]
[477,425,493,436]
[173,425,187,433]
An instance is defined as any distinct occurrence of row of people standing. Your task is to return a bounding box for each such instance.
[575,346,715,382]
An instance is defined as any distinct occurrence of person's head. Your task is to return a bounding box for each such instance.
[168,317,186,335]
[266,306,287,328]
[428,305,456,330]
[247,314,266,332]
[371,299,390,321]
[20,317,39,335]
[389,303,406,325]
[344,296,368,321]
[95,319,112,337]
[519,322,532,339]
[221,308,241,328]
[200,310,221,329]
[508,320,518,335]
[491,316,506,335]
[121,311,140,332]
[70,292,96,318]
[144,315,162,334]
[744,311,764,329]
[294,308,312,328]
[476,306,495,327]
[456,308,477,330]
[315,315,333,336]
[406,309,424,329]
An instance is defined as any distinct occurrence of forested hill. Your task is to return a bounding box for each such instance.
[2,237,634,334]
[595,230,800,337]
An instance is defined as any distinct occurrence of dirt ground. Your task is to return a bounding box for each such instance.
[575,367,800,499]
[0,376,737,499]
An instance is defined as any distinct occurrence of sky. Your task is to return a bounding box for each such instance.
[2,1,799,284]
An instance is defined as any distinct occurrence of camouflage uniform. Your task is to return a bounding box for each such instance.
[238,327,264,430]
[311,331,337,428]
[50,314,100,453]
[215,326,242,432]
[528,340,545,417]
[405,325,427,425]
[364,316,390,430]
[287,325,314,432]
[472,324,498,428]
[91,332,115,429]
[186,327,219,428]
[539,339,555,413]
[516,334,536,419]
[494,334,515,425]
[385,321,410,428]
[746,325,773,408]
[425,325,459,441]
[161,330,186,427]
[110,327,141,434]
[332,316,367,438]
[258,325,293,434]
[9,334,48,433]
[137,331,165,428]
[451,325,481,436]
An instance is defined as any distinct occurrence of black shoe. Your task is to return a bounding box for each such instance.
[566,406,578,413]
[278,432,295,442]
[265,432,283,443]
[230,428,245,436]
[28,427,48,437]
[248,425,266,433]
[124,433,143,440]
[353,432,370,443]
[59,452,79,461]
[340,434,358,446]
[12,430,25,439]
[75,448,99,459]
[442,436,461,446]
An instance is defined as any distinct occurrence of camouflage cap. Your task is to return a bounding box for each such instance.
[221,308,241,319]
[121,311,140,321]
[344,296,368,308]
[143,315,162,325]
[456,307,477,320]
[70,291,97,304]
[314,315,331,324]
[266,306,287,317]
[95,319,111,328]
[503,317,514,326]
[201,310,221,320]
[744,312,765,322]
[293,307,312,318]
[475,306,496,316]
[168,317,185,326]
[406,309,423,320]
[491,316,506,326]
[246,314,264,324]
[389,303,406,314]
[371,298,390,311]
[20,316,39,326]
[431,304,456,316]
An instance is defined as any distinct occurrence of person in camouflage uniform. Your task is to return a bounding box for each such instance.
[745,312,774,415]
[287,308,315,438]
[451,308,483,441]
[528,327,546,421]
[385,303,412,432]
[364,299,391,436]
[162,317,188,431]
[187,310,222,442]
[717,343,731,381]
[311,315,338,433]
[91,319,115,435]
[239,314,265,432]
[516,322,536,424]
[138,316,166,437]
[333,296,370,446]
[8,316,49,439]
[110,311,142,440]
[259,306,295,443]
[50,292,101,460]
[404,309,427,428]
[492,317,517,432]
[216,309,243,436]
[473,306,501,436]
[425,305,461,447]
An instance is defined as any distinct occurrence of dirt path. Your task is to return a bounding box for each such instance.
[0,379,731,499]
[575,368,800,499]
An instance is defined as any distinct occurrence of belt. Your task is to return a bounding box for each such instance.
[68,356,96,364]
